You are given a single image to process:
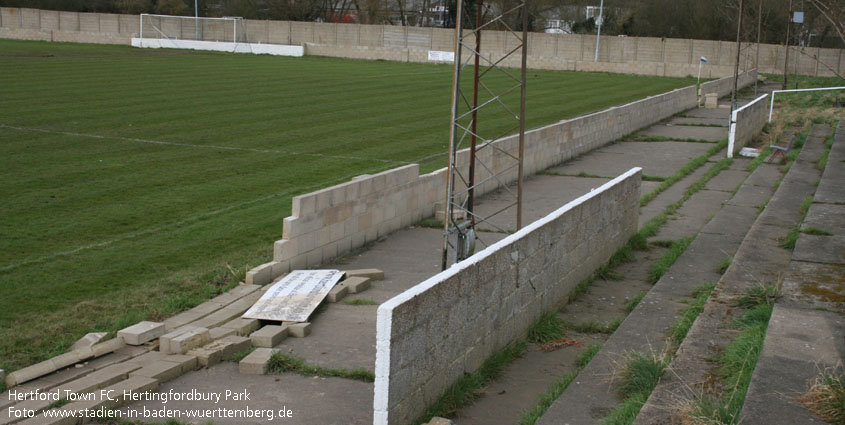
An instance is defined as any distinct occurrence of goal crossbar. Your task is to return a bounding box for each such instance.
[139,14,246,44]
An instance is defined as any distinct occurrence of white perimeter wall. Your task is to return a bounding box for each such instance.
[131,37,304,56]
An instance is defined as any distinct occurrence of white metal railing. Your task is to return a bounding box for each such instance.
[768,86,845,122]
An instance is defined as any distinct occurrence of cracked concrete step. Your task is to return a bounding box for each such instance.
[536,152,774,425]
[632,124,829,425]
[739,123,844,425]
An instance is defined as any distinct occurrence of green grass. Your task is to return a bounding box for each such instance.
[780,195,814,250]
[343,298,379,305]
[689,284,779,424]
[0,39,698,371]
[747,146,773,172]
[669,283,715,347]
[517,343,602,425]
[716,258,732,274]
[266,351,374,382]
[800,372,845,424]
[803,226,834,236]
[624,293,646,313]
[226,347,255,362]
[691,304,773,424]
[649,237,694,283]
[601,351,669,425]
[817,133,834,171]
[561,319,621,334]
[418,219,444,228]
[641,175,667,182]
[528,313,565,343]
[640,139,727,207]
[735,284,781,309]
[416,343,527,424]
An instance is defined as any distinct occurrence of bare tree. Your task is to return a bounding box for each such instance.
[807,0,845,44]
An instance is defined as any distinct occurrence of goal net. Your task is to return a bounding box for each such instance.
[139,14,248,44]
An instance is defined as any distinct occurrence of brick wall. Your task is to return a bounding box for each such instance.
[373,168,641,425]
[2,7,842,77]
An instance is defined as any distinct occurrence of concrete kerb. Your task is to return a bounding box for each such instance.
[373,167,641,425]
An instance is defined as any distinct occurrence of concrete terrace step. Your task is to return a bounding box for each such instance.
[535,155,773,425]
[632,124,830,425]
[739,122,844,425]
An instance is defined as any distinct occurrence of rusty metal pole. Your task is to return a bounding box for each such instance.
[517,2,527,230]
[442,0,464,271]
[754,0,763,95]
[732,0,745,112]
[468,0,483,226]
[783,0,793,90]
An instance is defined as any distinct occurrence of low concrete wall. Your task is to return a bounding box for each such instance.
[131,37,304,56]
[245,70,756,285]
[700,68,758,98]
[729,93,770,157]
[244,78,718,285]
[373,168,641,425]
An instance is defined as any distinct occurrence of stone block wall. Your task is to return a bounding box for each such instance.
[373,168,641,425]
[729,93,770,157]
[2,7,842,77]
[244,81,705,285]
[700,68,758,98]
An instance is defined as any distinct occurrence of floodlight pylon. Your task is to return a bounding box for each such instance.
[441,0,529,270]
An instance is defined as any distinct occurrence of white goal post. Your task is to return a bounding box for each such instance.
[139,14,247,43]
[132,14,304,57]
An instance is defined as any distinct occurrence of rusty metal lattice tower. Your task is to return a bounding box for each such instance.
[441,0,529,270]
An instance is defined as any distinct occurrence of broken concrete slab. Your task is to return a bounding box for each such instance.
[163,310,206,331]
[129,360,184,383]
[125,351,167,368]
[220,318,260,337]
[250,325,289,348]
[159,327,210,355]
[344,276,371,294]
[326,282,349,303]
[161,354,198,374]
[208,327,236,341]
[286,322,312,338]
[189,336,252,367]
[239,348,277,375]
[345,268,385,280]
[70,332,108,351]
[5,360,56,387]
[117,321,165,346]
[90,337,126,358]
[62,362,143,395]
[108,376,159,401]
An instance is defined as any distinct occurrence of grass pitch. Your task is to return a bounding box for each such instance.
[0,39,695,370]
